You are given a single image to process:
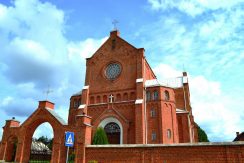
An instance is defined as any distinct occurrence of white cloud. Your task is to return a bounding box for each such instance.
[153,63,182,79]
[68,37,108,59]
[0,0,106,140]
[148,0,243,17]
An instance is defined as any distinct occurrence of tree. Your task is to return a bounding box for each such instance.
[197,125,209,142]
[92,127,109,145]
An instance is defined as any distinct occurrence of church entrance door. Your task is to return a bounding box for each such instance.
[104,122,120,144]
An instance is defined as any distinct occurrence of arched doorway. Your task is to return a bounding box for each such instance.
[98,117,123,144]
[29,122,53,162]
[5,136,18,162]
[104,122,120,144]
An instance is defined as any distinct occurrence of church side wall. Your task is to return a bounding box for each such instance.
[85,143,244,162]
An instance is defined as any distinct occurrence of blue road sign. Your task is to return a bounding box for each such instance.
[65,131,74,147]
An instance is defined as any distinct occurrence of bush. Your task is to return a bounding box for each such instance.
[92,127,109,145]
[197,125,209,142]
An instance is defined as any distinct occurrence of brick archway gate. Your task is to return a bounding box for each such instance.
[18,119,65,163]
[0,101,67,163]
[15,102,67,163]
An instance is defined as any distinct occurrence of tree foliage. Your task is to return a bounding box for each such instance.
[92,127,109,145]
[197,125,209,142]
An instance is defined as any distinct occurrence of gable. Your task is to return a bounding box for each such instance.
[21,107,66,129]
[85,31,143,94]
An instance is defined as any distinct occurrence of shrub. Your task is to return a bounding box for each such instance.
[92,127,109,145]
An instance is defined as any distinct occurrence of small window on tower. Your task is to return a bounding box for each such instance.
[77,99,81,107]
[146,91,151,101]
[164,90,170,101]
[153,91,159,100]
[150,108,156,117]
[152,132,157,141]
[73,99,78,108]
[167,129,171,139]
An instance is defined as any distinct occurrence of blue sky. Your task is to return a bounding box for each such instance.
[0,0,243,142]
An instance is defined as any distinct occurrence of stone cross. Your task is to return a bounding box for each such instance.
[112,19,119,30]
[44,85,53,100]
[109,94,114,103]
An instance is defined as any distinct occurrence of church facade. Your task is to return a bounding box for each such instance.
[0,30,198,162]
[69,30,198,144]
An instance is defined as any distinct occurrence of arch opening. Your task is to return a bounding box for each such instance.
[104,122,120,144]
[30,122,54,162]
[98,117,123,144]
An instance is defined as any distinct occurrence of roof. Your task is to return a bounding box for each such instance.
[31,140,51,153]
[233,132,244,141]
[72,90,82,96]
[145,77,184,88]
[45,108,67,125]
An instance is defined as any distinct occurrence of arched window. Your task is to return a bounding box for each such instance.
[130,92,136,100]
[96,96,101,103]
[116,94,121,102]
[73,99,78,108]
[78,98,81,106]
[90,96,94,104]
[146,91,151,101]
[150,108,156,117]
[123,93,128,101]
[164,90,170,101]
[103,95,107,103]
[153,91,159,100]
[167,129,171,139]
[152,132,157,141]
[104,122,120,133]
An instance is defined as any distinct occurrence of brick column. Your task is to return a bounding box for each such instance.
[0,142,6,161]
[135,78,145,144]
[75,115,92,163]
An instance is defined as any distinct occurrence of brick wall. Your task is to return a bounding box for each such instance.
[86,142,244,163]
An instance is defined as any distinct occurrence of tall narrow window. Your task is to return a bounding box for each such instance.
[90,96,94,104]
[103,95,107,103]
[164,90,170,101]
[153,91,158,100]
[77,98,81,107]
[73,99,78,108]
[167,129,171,139]
[96,96,101,103]
[150,108,156,117]
[146,91,151,101]
[116,94,121,102]
[123,93,128,101]
[152,132,157,141]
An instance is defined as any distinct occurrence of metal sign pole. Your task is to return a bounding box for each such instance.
[66,146,69,163]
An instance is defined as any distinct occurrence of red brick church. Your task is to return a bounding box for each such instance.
[69,30,198,144]
[0,30,199,162]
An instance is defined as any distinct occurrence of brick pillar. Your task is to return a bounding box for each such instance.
[135,50,146,144]
[0,142,6,161]
[51,143,61,163]
[75,115,92,163]
[135,78,145,144]
[80,85,90,114]
[0,118,20,161]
